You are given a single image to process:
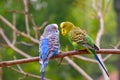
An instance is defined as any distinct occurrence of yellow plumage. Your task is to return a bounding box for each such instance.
[60,21,109,77]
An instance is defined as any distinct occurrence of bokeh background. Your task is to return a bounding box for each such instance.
[0,0,120,80]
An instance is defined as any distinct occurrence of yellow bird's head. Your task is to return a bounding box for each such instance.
[60,21,74,36]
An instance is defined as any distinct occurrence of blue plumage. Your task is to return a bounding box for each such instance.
[39,24,60,80]
[40,39,49,61]
[90,49,109,77]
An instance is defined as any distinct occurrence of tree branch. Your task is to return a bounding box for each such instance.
[92,0,109,79]
[64,57,93,80]
[12,12,17,45]
[8,67,49,80]
[103,0,112,17]
[0,28,31,58]
[7,10,27,15]
[0,15,39,44]
[29,14,39,39]
[74,55,97,63]
[0,49,120,67]
[23,0,30,35]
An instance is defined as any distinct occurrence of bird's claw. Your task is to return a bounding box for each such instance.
[57,57,64,66]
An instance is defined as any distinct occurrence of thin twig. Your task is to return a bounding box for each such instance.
[92,0,109,79]
[38,21,48,30]
[95,3,104,47]
[7,10,27,14]
[73,55,97,63]
[8,67,49,80]
[17,41,33,46]
[14,57,50,80]
[103,41,120,62]
[29,14,39,39]
[12,12,17,45]
[92,0,97,12]
[18,76,26,80]
[0,28,31,58]
[0,15,39,44]
[103,54,112,62]
[64,46,93,79]
[13,56,24,73]
[23,0,30,35]
[103,0,112,17]
[64,57,93,80]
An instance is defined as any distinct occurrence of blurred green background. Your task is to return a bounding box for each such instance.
[0,0,119,80]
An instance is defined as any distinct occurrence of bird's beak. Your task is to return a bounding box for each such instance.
[61,29,66,36]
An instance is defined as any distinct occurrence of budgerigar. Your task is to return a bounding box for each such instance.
[39,24,60,80]
[60,21,109,77]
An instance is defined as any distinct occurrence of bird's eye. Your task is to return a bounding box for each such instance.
[62,29,65,32]
[62,26,65,28]
[53,27,56,30]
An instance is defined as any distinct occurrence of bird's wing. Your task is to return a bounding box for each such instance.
[78,34,99,50]
[47,34,60,59]
[40,38,49,62]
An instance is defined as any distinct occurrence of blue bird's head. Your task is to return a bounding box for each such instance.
[44,24,59,35]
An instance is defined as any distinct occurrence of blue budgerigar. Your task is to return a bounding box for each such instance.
[39,24,60,80]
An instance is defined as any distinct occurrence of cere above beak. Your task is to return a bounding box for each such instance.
[61,29,66,36]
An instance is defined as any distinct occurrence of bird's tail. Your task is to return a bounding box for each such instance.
[41,72,45,80]
[90,49,109,77]
[40,60,49,80]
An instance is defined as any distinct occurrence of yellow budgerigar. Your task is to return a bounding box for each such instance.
[60,21,109,77]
